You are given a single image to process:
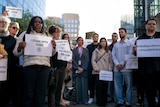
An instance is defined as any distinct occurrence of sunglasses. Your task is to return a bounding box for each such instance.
[12,27,19,30]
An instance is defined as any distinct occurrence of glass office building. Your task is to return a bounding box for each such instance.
[0,0,46,18]
[134,0,160,36]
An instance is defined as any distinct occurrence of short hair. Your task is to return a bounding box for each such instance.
[92,32,99,37]
[119,27,127,33]
[145,18,157,25]
[0,15,11,25]
[112,32,118,35]
[9,22,19,28]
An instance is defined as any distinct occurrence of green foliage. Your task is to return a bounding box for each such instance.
[16,11,33,33]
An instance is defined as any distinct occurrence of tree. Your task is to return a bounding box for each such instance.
[16,10,33,34]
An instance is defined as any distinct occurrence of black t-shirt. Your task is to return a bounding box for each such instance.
[137,32,160,73]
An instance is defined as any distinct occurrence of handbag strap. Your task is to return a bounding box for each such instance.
[95,51,106,63]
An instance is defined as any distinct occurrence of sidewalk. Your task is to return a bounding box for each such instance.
[65,89,147,107]
[8,89,147,107]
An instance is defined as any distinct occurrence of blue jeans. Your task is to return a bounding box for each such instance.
[114,71,133,105]
[22,65,50,107]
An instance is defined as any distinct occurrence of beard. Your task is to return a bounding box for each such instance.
[0,27,8,33]
[93,40,98,42]
[120,35,125,39]
[148,27,155,32]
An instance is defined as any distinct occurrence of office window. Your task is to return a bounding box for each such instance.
[64,29,67,32]
[68,24,70,27]
[68,29,70,32]
[71,20,74,23]
[71,24,74,28]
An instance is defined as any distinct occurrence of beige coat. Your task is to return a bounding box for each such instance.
[92,48,113,74]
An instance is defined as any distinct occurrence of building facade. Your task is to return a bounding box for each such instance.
[0,0,46,18]
[62,13,80,41]
[134,0,160,36]
[121,15,135,38]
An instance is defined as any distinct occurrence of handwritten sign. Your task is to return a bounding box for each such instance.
[24,34,52,56]
[125,54,138,69]
[99,70,113,81]
[55,40,72,61]
[57,50,72,61]
[0,59,8,81]
[5,6,22,18]
[55,40,70,51]
[137,39,160,57]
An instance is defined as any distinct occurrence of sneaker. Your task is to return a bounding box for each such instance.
[88,98,94,104]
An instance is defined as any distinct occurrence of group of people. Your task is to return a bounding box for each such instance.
[0,10,160,107]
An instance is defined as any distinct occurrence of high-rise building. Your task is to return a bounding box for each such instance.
[47,16,63,26]
[62,13,80,41]
[134,0,160,36]
[0,0,46,18]
[121,15,135,38]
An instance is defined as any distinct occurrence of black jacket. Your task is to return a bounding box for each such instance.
[137,32,160,73]
[0,35,19,80]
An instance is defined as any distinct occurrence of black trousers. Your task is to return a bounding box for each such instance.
[48,67,65,107]
[137,72,160,107]
[95,75,108,106]
[0,65,23,107]
[88,74,96,98]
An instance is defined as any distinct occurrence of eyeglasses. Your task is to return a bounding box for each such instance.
[12,27,19,30]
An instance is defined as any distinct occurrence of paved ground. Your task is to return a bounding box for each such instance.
[64,89,144,107]
[8,89,147,107]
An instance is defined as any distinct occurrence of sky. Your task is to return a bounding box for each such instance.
[45,0,133,39]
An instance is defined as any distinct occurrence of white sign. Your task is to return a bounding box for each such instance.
[24,34,52,56]
[0,59,8,81]
[137,39,160,57]
[55,40,70,51]
[125,54,138,69]
[83,39,93,48]
[99,70,113,81]
[57,50,72,61]
[55,40,72,61]
[5,6,23,19]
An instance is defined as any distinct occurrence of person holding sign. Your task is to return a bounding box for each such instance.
[60,33,72,106]
[112,28,133,107]
[72,37,89,105]
[92,37,113,107]
[133,18,160,107]
[13,16,56,107]
[0,13,20,107]
[47,25,69,107]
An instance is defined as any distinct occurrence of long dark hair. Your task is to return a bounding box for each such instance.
[26,16,45,34]
[98,37,109,52]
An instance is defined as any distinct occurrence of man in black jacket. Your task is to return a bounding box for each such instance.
[0,14,20,107]
[133,18,160,107]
